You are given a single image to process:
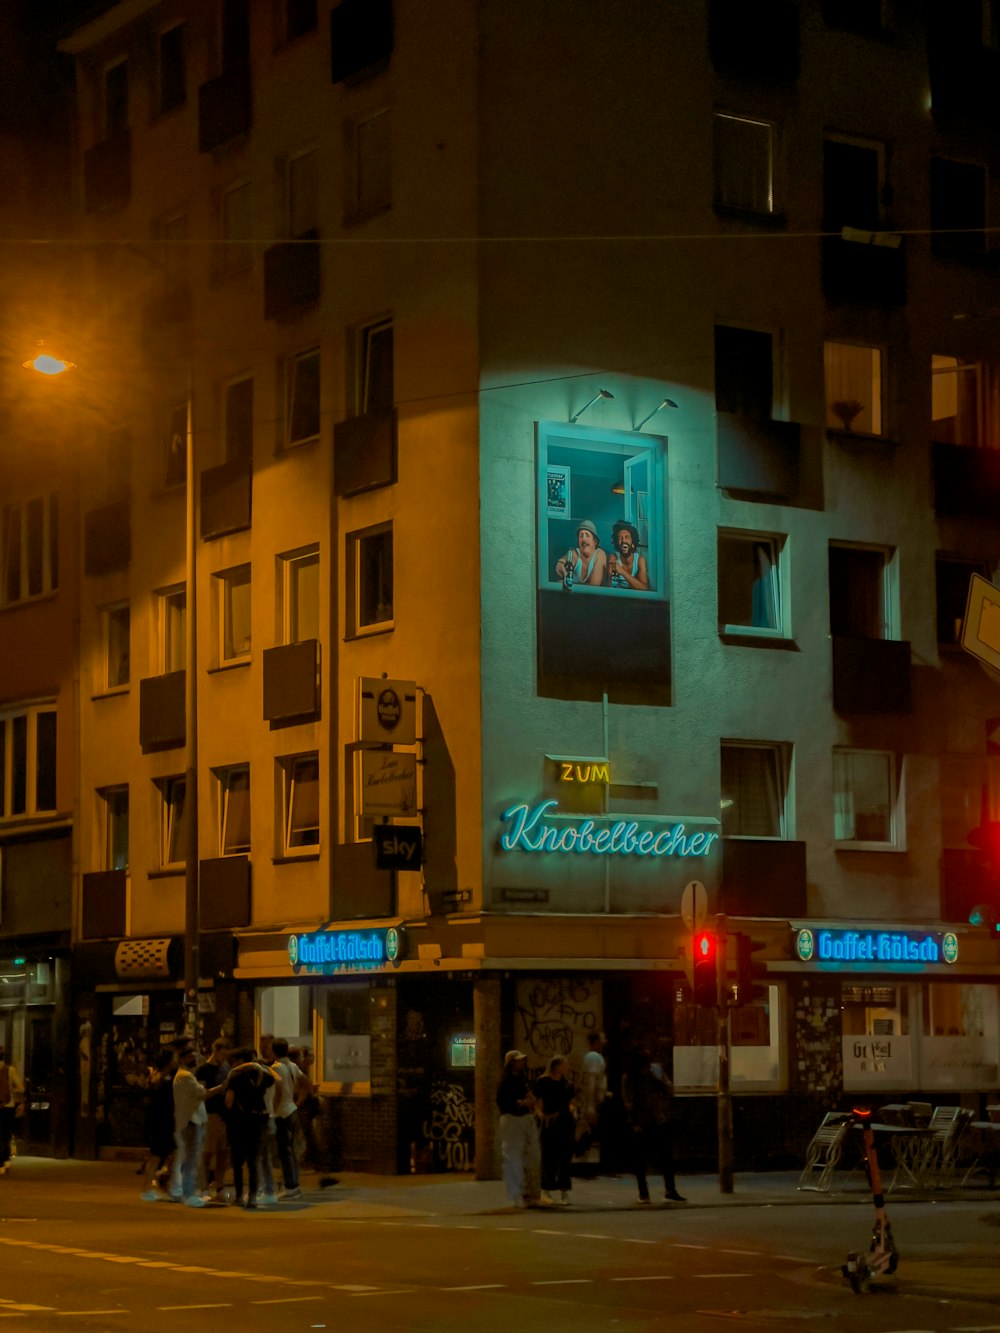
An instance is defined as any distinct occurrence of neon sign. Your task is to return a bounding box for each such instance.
[287,926,406,976]
[558,762,610,784]
[500,799,718,858]
[795,927,959,967]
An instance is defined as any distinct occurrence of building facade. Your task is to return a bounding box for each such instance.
[34,0,1000,1172]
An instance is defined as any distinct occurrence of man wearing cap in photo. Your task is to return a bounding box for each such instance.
[496,1050,542,1208]
[555,520,607,589]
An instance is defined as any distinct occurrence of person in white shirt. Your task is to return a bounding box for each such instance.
[170,1045,210,1206]
[0,1045,25,1174]
[270,1037,307,1199]
[578,1032,610,1172]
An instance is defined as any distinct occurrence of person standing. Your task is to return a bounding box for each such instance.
[226,1048,278,1209]
[622,1048,685,1204]
[577,1031,609,1172]
[270,1037,306,1200]
[140,1048,178,1196]
[533,1055,576,1205]
[196,1037,231,1198]
[171,1045,210,1206]
[496,1050,541,1209]
[0,1044,25,1175]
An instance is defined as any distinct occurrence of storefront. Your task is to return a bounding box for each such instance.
[0,943,71,1157]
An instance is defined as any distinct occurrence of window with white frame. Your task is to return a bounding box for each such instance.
[713,112,774,215]
[288,146,319,238]
[283,347,320,449]
[215,564,251,664]
[159,775,188,868]
[348,523,393,635]
[158,23,186,114]
[225,376,253,466]
[833,748,900,847]
[355,318,393,416]
[349,108,391,218]
[718,531,784,636]
[931,354,991,446]
[280,753,320,853]
[0,703,57,820]
[100,785,129,871]
[824,341,883,434]
[1,495,58,607]
[221,180,253,276]
[166,402,187,488]
[158,586,186,674]
[280,547,319,644]
[720,742,787,838]
[217,764,250,856]
[102,602,130,690]
[829,544,892,639]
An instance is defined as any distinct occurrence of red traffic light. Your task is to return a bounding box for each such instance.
[692,930,718,1006]
[694,930,717,961]
[968,821,1000,859]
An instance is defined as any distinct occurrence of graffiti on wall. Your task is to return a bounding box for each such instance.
[514,978,602,1079]
[421,1080,476,1172]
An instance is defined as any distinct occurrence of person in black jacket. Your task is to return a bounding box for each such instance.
[534,1055,576,1205]
[496,1050,541,1208]
[621,1048,686,1204]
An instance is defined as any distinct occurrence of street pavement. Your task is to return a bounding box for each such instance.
[3,1154,998,1306]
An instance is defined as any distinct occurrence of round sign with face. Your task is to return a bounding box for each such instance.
[377,688,401,731]
[795,928,815,962]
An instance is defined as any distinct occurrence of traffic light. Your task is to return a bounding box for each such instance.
[733,933,768,1006]
[692,930,718,1007]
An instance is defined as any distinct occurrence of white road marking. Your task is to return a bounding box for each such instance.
[578,1233,613,1240]
[251,1297,324,1305]
[955,1326,1000,1331]
[350,1290,413,1298]
[772,1254,815,1264]
[331,1285,379,1293]
[532,1229,566,1235]
[157,1305,232,1311]
[443,1285,506,1292]
[623,1238,656,1244]
[673,1243,711,1250]
[719,1249,761,1256]
[612,1275,674,1283]
[54,1313,128,1319]
[0,1302,55,1313]
[696,1273,752,1279]
[532,1279,593,1286]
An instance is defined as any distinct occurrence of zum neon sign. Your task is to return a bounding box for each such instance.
[500,799,718,858]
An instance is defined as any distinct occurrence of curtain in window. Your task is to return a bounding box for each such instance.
[824,342,882,433]
[834,751,891,842]
[750,541,777,629]
[721,745,781,837]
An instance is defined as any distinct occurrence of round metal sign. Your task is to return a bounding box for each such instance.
[680,880,708,931]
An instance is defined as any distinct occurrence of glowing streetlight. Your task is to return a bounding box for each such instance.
[24,350,76,376]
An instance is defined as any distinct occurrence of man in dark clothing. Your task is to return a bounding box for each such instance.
[621,1048,686,1204]
[225,1048,278,1208]
[195,1037,231,1197]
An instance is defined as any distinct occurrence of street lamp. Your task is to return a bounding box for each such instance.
[26,352,201,1040]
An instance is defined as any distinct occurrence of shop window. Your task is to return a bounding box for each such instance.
[157,585,186,674]
[214,564,251,664]
[823,134,885,233]
[824,341,883,435]
[321,983,371,1091]
[931,157,988,258]
[842,982,913,1090]
[166,402,187,488]
[936,555,989,645]
[280,752,319,853]
[279,546,319,644]
[0,703,57,820]
[218,764,250,856]
[256,984,313,1051]
[100,785,129,871]
[720,743,788,838]
[713,112,774,216]
[715,325,773,419]
[354,318,393,415]
[221,180,253,277]
[347,108,391,219]
[674,984,784,1090]
[833,748,901,847]
[829,544,892,639]
[159,24,186,114]
[718,531,785,636]
[102,601,130,690]
[158,775,187,868]
[225,376,253,466]
[283,347,320,449]
[922,981,1000,1089]
[347,522,393,636]
[1,494,58,607]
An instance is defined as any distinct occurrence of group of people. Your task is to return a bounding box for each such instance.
[142,1032,314,1209]
[497,1033,685,1209]
[0,1043,26,1175]
[556,519,650,591]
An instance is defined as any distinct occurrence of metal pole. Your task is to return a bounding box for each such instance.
[716,912,733,1193]
[183,372,199,1042]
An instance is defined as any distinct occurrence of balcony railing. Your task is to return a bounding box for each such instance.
[200,460,251,539]
[139,671,185,752]
[263,234,321,320]
[83,131,131,211]
[84,501,130,576]
[333,409,397,495]
[263,640,321,722]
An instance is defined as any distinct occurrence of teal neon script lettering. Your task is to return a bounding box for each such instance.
[500,800,717,859]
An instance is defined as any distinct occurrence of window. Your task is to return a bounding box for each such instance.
[106,427,131,502]
[1,495,58,607]
[355,318,393,415]
[288,147,319,238]
[280,0,318,42]
[931,355,989,446]
[158,211,188,292]
[104,60,128,136]
[166,403,187,488]
[349,523,393,635]
[215,565,251,663]
[158,586,186,673]
[713,112,773,215]
[931,158,987,257]
[225,377,254,466]
[221,181,253,276]
[936,556,989,645]
[721,743,787,838]
[281,753,319,852]
[829,544,890,638]
[833,748,900,846]
[714,325,773,419]
[331,0,393,83]
[280,548,319,643]
[0,703,57,820]
[101,785,129,871]
[102,602,130,689]
[349,108,391,218]
[322,983,371,1089]
[284,347,320,449]
[824,341,883,434]
[221,0,251,70]
[218,764,250,855]
[159,775,188,867]
[823,135,885,232]
[159,24,186,114]
[841,982,912,1090]
[718,532,784,636]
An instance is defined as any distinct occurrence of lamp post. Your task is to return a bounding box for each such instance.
[27,352,201,1042]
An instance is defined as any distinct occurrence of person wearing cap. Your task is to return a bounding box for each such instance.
[496,1050,542,1208]
[555,520,607,589]
[607,520,649,591]
[0,1044,25,1175]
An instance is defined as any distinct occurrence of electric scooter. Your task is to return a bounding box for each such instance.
[842,1106,899,1293]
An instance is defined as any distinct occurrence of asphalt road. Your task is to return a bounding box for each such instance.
[1,1165,998,1332]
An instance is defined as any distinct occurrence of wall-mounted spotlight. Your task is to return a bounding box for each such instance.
[569,388,614,423]
[633,398,679,432]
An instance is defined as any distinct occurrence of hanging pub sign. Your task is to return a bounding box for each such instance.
[359,677,417,745]
[287,926,407,976]
[360,750,417,816]
[373,823,423,870]
[794,926,960,969]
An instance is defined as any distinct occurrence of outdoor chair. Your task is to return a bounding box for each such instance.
[797,1111,855,1193]
[922,1106,972,1186]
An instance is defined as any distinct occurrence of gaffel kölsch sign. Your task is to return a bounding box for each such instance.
[795,926,959,969]
[287,926,406,976]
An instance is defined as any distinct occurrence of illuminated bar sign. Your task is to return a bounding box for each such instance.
[288,926,407,976]
[795,927,959,968]
[500,799,718,859]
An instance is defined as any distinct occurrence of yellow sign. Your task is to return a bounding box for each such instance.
[558,761,610,784]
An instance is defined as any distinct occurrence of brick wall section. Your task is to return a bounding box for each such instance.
[315,984,399,1174]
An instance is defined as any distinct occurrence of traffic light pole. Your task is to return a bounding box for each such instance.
[716,913,734,1194]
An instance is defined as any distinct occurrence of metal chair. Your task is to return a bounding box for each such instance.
[798,1111,854,1193]
[922,1106,972,1186]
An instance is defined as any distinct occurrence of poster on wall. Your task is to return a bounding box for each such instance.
[535,420,671,699]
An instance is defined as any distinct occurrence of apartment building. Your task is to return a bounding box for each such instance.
[44,0,1000,1173]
